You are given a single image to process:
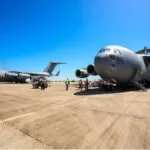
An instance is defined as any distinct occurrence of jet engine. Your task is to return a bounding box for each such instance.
[75,69,89,78]
[5,72,18,77]
[87,64,97,75]
[18,73,30,78]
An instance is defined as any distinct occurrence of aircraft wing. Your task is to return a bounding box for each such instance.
[10,71,49,77]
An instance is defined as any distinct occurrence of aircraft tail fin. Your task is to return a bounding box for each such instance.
[44,62,65,76]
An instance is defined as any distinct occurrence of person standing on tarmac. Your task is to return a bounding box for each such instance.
[79,79,83,90]
[65,78,70,91]
[85,78,89,91]
[41,83,45,91]
[39,77,47,91]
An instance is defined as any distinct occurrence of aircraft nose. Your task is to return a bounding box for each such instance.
[94,53,110,78]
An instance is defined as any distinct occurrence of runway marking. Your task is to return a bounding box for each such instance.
[0,112,35,123]
[0,98,88,123]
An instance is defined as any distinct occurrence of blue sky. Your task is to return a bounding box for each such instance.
[0,0,150,80]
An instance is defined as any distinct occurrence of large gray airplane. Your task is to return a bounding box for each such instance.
[0,61,64,83]
[76,45,150,90]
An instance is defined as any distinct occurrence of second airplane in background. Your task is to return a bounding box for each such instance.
[0,62,65,83]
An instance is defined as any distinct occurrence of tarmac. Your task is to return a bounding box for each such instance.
[0,83,150,149]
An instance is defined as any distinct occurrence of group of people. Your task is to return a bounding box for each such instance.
[78,79,89,91]
[64,78,89,91]
[32,77,48,91]
[33,78,88,91]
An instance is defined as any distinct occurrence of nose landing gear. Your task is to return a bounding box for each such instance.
[132,81,147,92]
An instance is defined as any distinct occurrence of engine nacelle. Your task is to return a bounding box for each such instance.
[5,72,18,77]
[75,69,89,78]
[87,64,97,75]
[19,73,30,78]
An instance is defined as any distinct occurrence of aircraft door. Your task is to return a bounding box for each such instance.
[129,67,138,81]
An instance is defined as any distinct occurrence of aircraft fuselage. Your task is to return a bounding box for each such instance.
[76,45,150,90]
[94,45,146,83]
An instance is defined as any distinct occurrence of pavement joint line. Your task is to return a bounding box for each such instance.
[0,112,35,123]
[0,118,51,148]
[0,97,88,123]
[0,97,89,123]
[0,113,52,148]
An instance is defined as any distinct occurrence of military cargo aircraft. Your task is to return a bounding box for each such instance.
[76,46,150,90]
[0,61,64,83]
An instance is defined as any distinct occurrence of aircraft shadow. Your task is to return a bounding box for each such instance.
[74,88,140,96]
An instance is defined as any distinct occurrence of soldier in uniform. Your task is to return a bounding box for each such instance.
[65,78,70,91]
[85,78,89,91]
[79,79,83,90]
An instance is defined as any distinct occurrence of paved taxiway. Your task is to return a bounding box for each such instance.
[0,83,150,149]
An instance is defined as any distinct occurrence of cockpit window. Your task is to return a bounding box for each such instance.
[99,48,110,53]
[118,50,122,54]
[105,48,110,51]
[99,48,103,53]
[114,49,122,55]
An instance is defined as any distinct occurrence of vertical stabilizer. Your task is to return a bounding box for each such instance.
[44,62,65,76]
